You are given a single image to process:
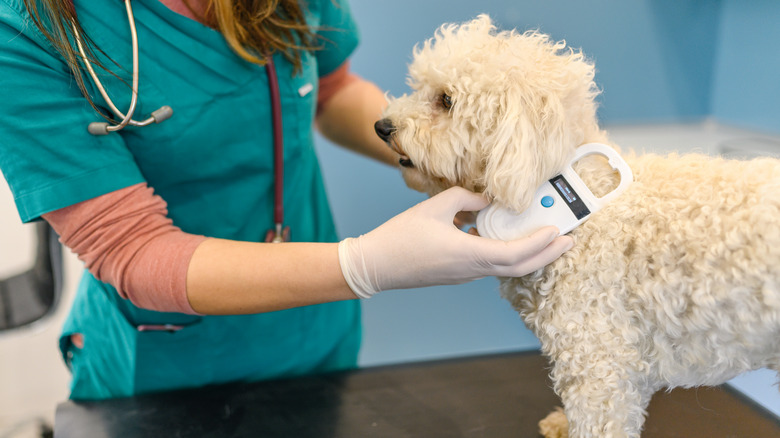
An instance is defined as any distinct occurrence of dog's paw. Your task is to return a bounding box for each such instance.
[538,407,568,438]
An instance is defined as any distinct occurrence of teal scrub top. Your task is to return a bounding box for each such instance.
[0,0,362,399]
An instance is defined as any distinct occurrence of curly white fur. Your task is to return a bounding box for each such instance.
[379,15,780,438]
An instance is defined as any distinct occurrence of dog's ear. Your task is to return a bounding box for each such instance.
[481,32,601,213]
[481,89,574,212]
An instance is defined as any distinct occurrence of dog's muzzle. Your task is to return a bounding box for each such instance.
[374,118,414,168]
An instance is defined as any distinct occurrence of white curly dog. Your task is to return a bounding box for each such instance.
[375,15,780,438]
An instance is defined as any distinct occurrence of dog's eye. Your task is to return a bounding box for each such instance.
[439,92,453,111]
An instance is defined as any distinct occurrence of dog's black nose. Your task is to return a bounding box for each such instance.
[374,118,396,142]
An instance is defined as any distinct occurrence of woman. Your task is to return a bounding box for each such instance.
[0,0,573,400]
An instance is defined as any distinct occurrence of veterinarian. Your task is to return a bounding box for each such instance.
[0,0,573,400]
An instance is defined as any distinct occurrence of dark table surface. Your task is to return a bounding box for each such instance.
[54,351,780,438]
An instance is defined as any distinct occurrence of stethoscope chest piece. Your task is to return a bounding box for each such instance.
[265,224,291,243]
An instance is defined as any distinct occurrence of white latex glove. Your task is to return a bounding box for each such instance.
[338,187,574,298]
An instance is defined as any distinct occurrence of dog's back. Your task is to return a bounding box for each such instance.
[503,152,780,388]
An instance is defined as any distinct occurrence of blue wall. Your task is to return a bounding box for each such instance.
[346,0,722,124]
[712,0,780,134]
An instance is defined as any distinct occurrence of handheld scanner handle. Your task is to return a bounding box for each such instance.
[560,142,633,211]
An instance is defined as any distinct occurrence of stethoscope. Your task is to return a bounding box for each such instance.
[72,0,289,242]
[72,0,173,136]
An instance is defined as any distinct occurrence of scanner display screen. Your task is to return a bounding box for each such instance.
[549,175,591,220]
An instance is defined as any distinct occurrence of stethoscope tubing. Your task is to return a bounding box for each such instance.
[72,0,172,135]
[265,57,285,231]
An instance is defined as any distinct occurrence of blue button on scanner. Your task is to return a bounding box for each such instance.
[541,196,554,208]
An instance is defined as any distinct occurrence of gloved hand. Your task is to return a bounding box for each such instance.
[338,186,574,298]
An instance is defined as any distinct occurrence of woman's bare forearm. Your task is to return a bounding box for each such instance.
[315,78,399,166]
[186,239,357,315]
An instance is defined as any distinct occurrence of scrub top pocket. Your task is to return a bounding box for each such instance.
[133,320,209,395]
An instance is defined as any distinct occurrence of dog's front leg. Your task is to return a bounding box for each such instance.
[545,358,652,438]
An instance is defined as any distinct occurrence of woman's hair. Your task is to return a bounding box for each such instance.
[206,0,317,67]
[22,0,317,111]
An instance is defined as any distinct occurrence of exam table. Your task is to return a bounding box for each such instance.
[54,351,780,437]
